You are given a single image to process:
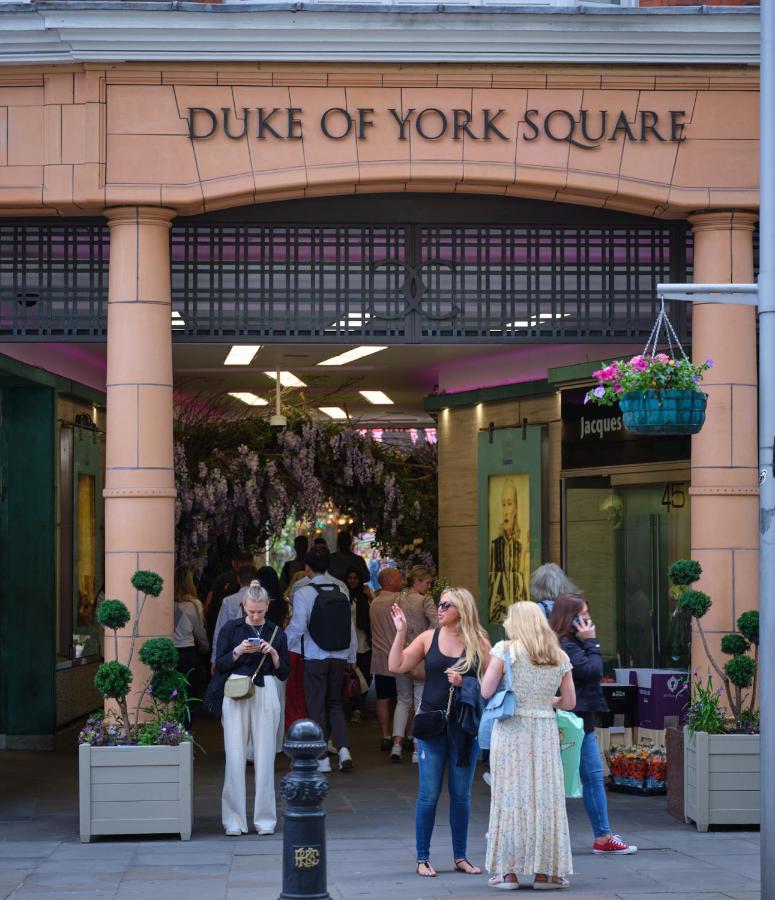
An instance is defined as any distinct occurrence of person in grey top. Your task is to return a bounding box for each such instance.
[211,564,258,666]
[285,546,358,774]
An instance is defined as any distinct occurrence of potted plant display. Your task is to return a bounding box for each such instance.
[584,300,712,435]
[669,559,760,832]
[78,570,194,842]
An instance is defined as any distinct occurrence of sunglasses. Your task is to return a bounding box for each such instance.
[438,601,454,611]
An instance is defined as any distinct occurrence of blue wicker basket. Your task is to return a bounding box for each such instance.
[619,390,707,435]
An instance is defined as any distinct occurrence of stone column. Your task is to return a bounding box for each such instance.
[688,211,758,680]
[104,207,176,714]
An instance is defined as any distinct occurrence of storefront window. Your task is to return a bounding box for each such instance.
[564,479,690,671]
[76,473,97,630]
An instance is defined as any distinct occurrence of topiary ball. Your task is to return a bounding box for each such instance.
[150,670,188,703]
[96,599,131,631]
[677,588,712,619]
[131,570,164,598]
[737,610,759,646]
[669,559,703,586]
[724,654,756,689]
[139,637,179,673]
[94,660,133,700]
[720,633,750,657]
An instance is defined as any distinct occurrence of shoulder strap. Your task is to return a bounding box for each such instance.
[503,643,514,690]
[251,625,280,683]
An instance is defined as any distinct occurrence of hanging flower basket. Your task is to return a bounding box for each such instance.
[585,299,713,436]
[619,389,707,435]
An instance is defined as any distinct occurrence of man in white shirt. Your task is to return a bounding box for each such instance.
[285,546,357,773]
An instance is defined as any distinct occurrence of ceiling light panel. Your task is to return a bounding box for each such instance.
[317,346,388,366]
[224,345,262,366]
[228,392,268,406]
[265,371,307,388]
[318,407,348,420]
[359,390,394,405]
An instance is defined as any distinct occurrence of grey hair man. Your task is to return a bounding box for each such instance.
[529,563,580,618]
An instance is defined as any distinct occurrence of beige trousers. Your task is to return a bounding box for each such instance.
[221,677,281,834]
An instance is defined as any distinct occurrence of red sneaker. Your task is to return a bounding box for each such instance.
[592,835,637,855]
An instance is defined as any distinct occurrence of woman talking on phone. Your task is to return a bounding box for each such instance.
[213,580,290,837]
[548,593,637,856]
[388,587,490,879]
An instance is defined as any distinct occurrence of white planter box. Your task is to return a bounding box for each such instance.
[683,727,760,832]
[79,742,193,842]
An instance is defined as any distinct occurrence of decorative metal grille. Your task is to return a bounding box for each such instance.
[0,222,109,339]
[1,219,690,343]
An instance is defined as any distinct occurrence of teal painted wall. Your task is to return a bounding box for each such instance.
[0,385,57,739]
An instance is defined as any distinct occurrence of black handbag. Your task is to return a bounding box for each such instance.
[412,686,455,741]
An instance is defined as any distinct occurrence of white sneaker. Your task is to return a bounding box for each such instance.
[257,828,274,836]
[327,739,337,755]
[224,828,242,837]
[317,757,332,773]
[411,750,419,764]
[390,743,403,762]
[483,771,492,786]
[338,747,353,771]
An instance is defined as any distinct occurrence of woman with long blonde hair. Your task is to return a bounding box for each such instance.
[481,601,576,890]
[389,587,491,879]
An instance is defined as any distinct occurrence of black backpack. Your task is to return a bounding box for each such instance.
[307,583,352,652]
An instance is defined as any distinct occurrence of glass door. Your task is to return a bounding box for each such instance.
[564,478,690,670]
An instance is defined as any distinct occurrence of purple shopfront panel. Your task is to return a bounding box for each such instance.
[626,671,688,729]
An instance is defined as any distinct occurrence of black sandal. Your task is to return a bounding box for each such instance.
[454,857,481,875]
[416,860,437,877]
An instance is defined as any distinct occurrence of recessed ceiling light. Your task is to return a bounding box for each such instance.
[318,407,348,420]
[171,311,185,329]
[326,312,373,331]
[317,346,387,366]
[359,390,394,405]
[228,392,268,407]
[264,371,307,388]
[224,345,262,366]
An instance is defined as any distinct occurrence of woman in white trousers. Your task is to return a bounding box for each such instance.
[213,582,290,836]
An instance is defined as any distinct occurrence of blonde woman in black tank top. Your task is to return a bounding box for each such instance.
[388,587,491,879]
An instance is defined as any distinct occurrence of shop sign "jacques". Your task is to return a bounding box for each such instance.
[187,106,687,149]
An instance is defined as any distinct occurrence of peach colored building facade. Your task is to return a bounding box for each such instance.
[0,59,760,693]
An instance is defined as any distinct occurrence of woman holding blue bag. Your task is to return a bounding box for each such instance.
[549,593,637,857]
[481,601,576,890]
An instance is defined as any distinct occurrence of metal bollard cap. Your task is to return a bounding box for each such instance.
[283,718,326,760]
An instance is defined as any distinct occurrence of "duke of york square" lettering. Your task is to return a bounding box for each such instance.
[187,106,687,150]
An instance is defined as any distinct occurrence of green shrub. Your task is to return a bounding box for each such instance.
[720,633,750,656]
[94,660,133,700]
[668,559,702,586]
[150,670,188,703]
[737,610,759,645]
[139,637,178,672]
[96,599,131,631]
[677,589,712,619]
[724,654,757,690]
[131,570,164,597]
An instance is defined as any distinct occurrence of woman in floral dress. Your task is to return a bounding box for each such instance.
[481,601,576,890]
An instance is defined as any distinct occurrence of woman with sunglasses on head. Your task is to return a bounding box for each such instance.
[389,587,491,879]
[548,593,637,857]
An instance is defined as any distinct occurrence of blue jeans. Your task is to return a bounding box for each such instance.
[579,729,611,838]
[415,722,478,861]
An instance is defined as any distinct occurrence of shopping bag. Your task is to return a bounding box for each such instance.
[556,709,584,799]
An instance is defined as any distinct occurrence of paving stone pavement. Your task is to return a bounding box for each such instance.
[0,718,761,899]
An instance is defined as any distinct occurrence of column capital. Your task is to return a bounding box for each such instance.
[688,210,758,234]
[104,206,176,229]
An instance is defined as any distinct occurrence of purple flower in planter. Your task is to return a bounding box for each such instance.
[593,386,606,399]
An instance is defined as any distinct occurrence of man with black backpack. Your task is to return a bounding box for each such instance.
[285,545,358,773]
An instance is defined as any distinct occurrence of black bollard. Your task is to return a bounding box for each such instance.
[278,719,331,900]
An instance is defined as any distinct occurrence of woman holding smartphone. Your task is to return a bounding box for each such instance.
[213,580,290,837]
[548,593,637,856]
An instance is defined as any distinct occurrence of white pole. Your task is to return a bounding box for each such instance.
[759,0,775,895]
